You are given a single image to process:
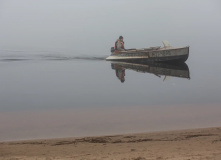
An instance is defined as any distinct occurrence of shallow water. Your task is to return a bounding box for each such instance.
[0,1,221,141]
[0,46,220,142]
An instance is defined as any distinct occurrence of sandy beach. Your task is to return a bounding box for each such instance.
[0,127,221,160]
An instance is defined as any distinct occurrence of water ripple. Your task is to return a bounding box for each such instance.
[0,54,107,62]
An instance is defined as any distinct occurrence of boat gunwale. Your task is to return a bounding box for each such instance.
[112,46,189,55]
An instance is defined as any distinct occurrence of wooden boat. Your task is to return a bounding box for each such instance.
[106,41,189,63]
[111,61,190,80]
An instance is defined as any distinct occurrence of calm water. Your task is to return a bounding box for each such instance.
[0,0,221,141]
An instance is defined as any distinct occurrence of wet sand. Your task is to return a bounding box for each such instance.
[1,104,221,142]
[1,127,221,160]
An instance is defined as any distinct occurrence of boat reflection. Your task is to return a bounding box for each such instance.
[111,61,190,83]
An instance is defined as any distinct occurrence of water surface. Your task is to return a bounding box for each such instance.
[0,0,221,141]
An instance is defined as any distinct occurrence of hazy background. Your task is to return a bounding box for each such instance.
[0,0,221,54]
[0,0,221,141]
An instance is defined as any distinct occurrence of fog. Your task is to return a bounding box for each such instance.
[1,0,221,54]
[1,0,221,141]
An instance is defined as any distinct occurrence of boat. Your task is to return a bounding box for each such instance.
[110,60,190,82]
[106,41,189,63]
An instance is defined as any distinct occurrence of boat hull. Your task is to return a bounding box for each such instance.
[106,46,189,63]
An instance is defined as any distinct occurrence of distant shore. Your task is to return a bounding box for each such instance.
[0,127,221,160]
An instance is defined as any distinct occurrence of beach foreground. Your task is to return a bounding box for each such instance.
[0,127,221,160]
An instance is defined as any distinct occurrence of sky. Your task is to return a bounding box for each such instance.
[0,0,221,54]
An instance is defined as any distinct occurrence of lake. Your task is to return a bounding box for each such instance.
[0,0,221,141]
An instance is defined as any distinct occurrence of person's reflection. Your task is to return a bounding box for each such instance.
[114,64,125,83]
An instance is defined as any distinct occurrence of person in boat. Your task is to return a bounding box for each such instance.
[115,36,125,51]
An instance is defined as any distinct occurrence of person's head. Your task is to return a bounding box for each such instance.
[119,36,123,40]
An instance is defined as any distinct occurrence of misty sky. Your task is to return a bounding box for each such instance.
[0,0,221,54]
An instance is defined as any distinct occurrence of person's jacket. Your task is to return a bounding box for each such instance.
[115,39,125,50]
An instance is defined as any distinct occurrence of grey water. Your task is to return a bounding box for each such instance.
[0,0,221,142]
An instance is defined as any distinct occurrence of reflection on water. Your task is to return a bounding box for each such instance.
[111,61,190,83]
[0,52,221,142]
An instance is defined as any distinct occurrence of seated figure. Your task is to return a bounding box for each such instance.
[115,36,125,51]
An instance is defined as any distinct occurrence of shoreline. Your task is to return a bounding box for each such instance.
[1,104,221,143]
[0,126,219,143]
[1,127,221,160]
